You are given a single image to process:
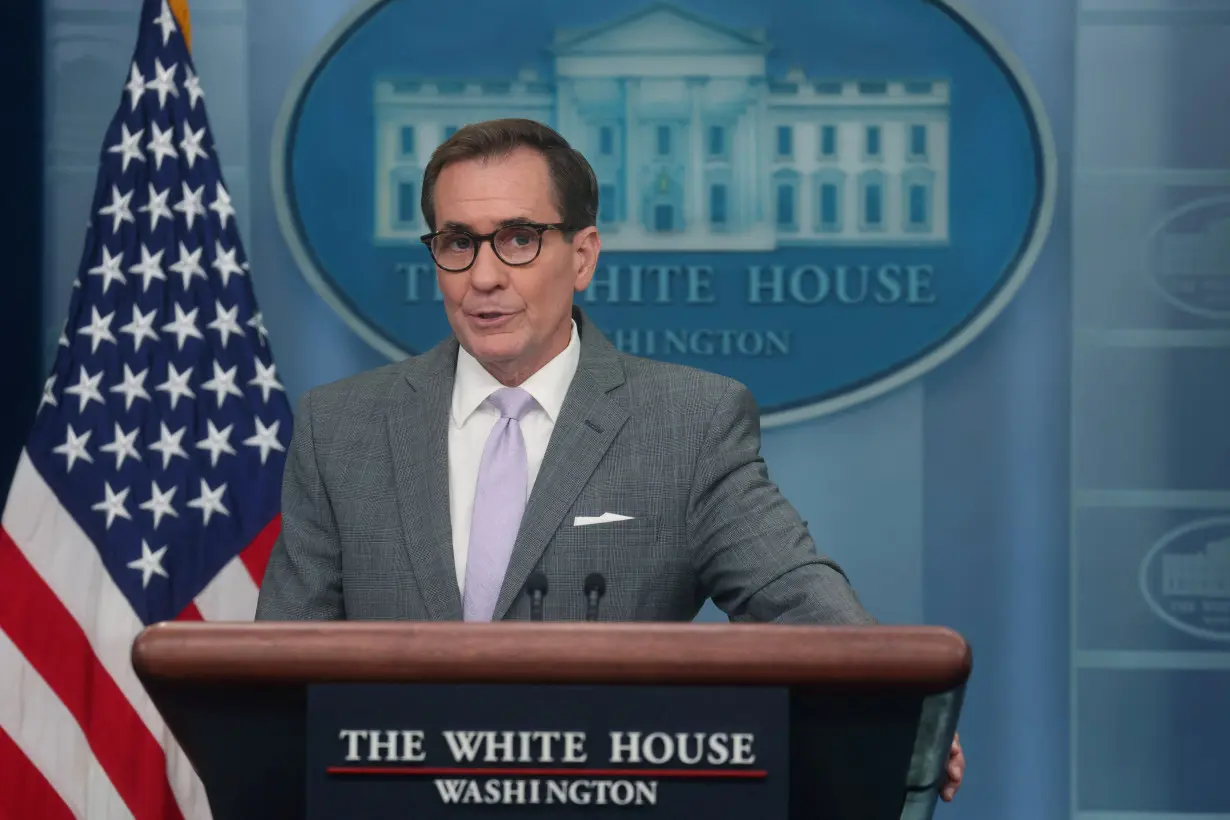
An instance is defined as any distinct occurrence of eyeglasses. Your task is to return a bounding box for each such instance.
[420,221,570,272]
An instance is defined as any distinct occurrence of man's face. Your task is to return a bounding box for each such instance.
[431,147,599,385]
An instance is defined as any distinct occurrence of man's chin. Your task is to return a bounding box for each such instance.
[464,336,525,366]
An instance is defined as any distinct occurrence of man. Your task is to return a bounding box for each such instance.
[254,118,962,798]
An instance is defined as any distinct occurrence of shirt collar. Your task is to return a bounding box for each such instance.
[451,320,581,428]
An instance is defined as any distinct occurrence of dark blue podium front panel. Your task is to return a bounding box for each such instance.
[306,683,789,819]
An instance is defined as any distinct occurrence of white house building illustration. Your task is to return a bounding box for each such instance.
[1163,537,1230,599]
[372,3,950,251]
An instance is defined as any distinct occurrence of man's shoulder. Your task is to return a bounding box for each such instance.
[301,359,401,405]
[620,353,739,390]
[297,345,447,423]
[615,351,753,415]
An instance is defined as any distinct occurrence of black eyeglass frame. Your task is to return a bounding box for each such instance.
[419,221,574,272]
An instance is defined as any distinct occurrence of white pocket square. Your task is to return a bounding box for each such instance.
[573,512,634,526]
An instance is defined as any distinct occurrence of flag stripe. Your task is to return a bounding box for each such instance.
[0,712,88,820]
[194,555,259,621]
[177,602,205,621]
[237,514,280,587]
[2,453,210,820]
[2,453,171,748]
[0,527,183,820]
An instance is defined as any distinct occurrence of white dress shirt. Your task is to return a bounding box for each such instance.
[448,320,581,593]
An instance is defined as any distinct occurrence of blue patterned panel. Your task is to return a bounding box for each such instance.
[1077,21,1230,169]
[1073,345,1230,490]
[1076,508,1230,651]
[1077,668,1230,814]
[1075,184,1230,331]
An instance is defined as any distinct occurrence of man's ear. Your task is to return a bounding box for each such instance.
[572,226,601,292]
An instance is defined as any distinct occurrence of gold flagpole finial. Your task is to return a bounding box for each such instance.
[168,0,193,51]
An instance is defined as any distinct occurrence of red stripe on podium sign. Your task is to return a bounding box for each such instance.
[326,766,768,779]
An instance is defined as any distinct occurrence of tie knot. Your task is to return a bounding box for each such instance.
[488,387,536,421]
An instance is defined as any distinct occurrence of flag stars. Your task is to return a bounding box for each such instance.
[38,375,58,412]
[139,183,173,231]
[146,122,178,171]
[129,244,167,292]
[98,185,135,235]
[187,478,229,525]
[183,66,204,109]
[246,312,269,346]
[124,62,146,111]
[209,183,235,229]
[64,366,105,412]
[244,418,286,465]
[196,419,236,467]
[128,540,170,588]
[179,125,209,169]
[78,306,117,353]
[153,0,179,45]
[92,481,132,529]
[120,305,160,352]
[107,123,145,172]
[248,360,285,403]
[201,361,244,408]
[100,422,143,470]
[52,426,94,472]
[207,301,245,347]
[88,247,127,294]
[35,8,294,617]
[169,242,207,289]
[155,363,195,410]
[110,364,152,411]
[139,480,178,529]
[149,422,188,469]
[174,182,206,230]
[147,57,179,109]
[162,303,204,350]
[211,241,245,287]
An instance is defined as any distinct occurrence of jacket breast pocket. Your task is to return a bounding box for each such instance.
[547,514,693,620]
[558,515,660,552]
[551,514,685,585]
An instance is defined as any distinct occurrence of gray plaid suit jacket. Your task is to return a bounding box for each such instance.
[255,307,874,624]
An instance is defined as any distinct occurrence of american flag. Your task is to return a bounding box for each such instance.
[0,1,290,818]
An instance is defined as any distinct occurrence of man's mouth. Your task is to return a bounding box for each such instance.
[468,311,515,326]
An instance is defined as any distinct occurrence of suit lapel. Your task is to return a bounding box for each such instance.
[493,315,628,619]
[387,345,464,620]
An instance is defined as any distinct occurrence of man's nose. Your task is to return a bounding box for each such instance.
[467,242,508,290]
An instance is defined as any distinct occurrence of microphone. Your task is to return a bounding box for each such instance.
[583,573,607,622]
[526,571,549,621]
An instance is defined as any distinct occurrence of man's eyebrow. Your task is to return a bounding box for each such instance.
[496,216,542,228]
[439,216,544,233]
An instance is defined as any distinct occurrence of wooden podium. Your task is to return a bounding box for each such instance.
[131,622,970,820]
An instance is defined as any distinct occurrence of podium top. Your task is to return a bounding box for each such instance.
[131,622,970,692]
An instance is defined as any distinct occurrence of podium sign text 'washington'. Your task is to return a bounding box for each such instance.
[306,683,788,818]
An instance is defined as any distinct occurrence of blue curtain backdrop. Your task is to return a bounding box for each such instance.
[24,1,1230,819]
[0,1,44,501]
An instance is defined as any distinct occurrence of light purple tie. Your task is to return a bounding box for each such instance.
[463,387,537,621]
